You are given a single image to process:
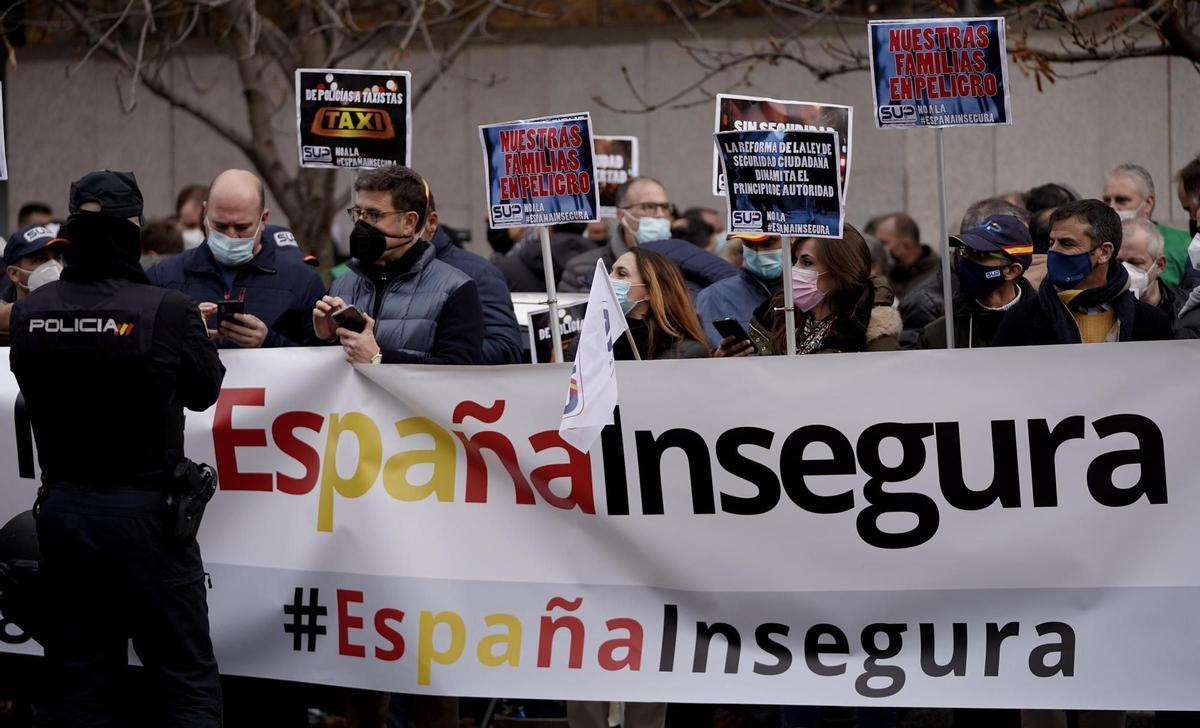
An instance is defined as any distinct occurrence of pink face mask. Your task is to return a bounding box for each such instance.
[791,266,826,312]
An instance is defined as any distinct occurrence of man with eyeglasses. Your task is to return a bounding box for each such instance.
[916,215,1034,349]
[314,164,483,367]
[148,168,326,347]
[559,175,735,294]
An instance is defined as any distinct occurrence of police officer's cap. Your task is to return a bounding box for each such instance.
[69,170,144,221]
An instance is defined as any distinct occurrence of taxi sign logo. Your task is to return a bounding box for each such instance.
[311,107,394,139]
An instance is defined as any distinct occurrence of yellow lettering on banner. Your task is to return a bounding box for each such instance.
[477,613,523,667]
[383,417,457,502]
[317,412,382,532]
[418,610,466,686]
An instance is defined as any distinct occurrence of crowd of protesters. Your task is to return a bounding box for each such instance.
[2,152,1200,728]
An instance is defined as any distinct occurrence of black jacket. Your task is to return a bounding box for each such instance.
[916,277,1034,349]
[993,272,1172,346]
[494,230,594,293]
[147,229,326,347]
[10,278,224,482]
[431,229,522,365]
[898,265,952,349]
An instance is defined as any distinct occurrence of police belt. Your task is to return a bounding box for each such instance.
[42,468,171,492]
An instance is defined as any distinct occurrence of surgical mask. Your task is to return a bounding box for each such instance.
[1188,233,1200,269]
[957,257,1007,298]
[609,277,646,315]
[743,246,783,281]
[623,215,671,244]
[13,260,62,292]
[1123,262,1149,298]
[1115,209,1138,222]
[182,228,205,249]
[207,220,260,267]
[349,220,414,264]
[791,266,826,312]
[1046,248,1095,289]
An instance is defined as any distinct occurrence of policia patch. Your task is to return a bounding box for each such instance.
[22,311,141,350]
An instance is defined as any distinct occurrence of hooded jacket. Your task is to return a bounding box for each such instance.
[430,228,522,365]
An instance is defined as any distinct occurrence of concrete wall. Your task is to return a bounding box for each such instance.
[5,26,1198,255]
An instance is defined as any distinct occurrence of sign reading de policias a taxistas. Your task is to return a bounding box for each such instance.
[295,68,412,169]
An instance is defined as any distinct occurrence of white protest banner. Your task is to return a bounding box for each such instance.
[3,342,1200,710]
[295,69,412,168]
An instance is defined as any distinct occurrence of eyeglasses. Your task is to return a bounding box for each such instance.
[621,202,672,216]
[346,207,410,225]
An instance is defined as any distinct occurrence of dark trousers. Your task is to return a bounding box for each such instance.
[33,485,222,728]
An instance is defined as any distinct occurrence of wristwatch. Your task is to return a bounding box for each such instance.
[370,349,383,365]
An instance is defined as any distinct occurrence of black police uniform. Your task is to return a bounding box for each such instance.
[8,171,226,727]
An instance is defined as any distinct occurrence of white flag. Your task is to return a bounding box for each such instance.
[559,259,627,452]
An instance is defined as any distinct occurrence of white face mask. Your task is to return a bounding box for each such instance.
[1189,233,1200,269]
[1116,209,1138,222]
[14,260,62,292]
[1123,261,1149,298]
[182,228,205,249]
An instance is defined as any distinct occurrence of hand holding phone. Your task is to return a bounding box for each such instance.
[712,318,757,355]
[331,305,368,334]
[216,300,245,327]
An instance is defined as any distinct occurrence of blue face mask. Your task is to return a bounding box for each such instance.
[610,277,646,315]
[207,220,260,267]
[742,246,783,281]
[957,257,1007,298]
[1047,248,1095,289]
[624,215,671,244]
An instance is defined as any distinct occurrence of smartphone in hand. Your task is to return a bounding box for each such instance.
[712,318,757,354]
[217,300,245,327]
[331,305,368,334]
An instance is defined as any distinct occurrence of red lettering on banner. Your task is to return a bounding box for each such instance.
[273,411,325,495]
[598,617,644,671]
[338,589,367,658]
[213,388,272,491]
[375,608,407,661]
[538,596,585,669]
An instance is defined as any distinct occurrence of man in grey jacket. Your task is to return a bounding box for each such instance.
[314,165,483,366]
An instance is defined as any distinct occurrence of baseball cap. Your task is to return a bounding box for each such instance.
[68,170,144,221]
[4,225,67,268]
[951,215,1033,269]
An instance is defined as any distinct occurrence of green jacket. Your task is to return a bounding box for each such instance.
[1158,223,1191,288]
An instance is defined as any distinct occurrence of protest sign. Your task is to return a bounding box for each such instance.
[594,136,638,218]
[295,68,412,168]
[712,94,851,198]
[4,342,1200,709]
[868,17,1012,129]
[528,300,588,363]
[715,129,844,238]
[480,113,599,229]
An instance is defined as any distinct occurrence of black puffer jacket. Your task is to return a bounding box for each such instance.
[493,230,594,293]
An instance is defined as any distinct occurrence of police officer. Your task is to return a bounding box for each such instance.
[8,170,225,726]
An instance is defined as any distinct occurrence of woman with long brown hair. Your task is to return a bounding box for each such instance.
[735,225,902,355]
[609,246,710,360]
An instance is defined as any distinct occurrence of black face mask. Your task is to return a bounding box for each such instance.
[1190,218,1198,239]
[349,220,412,264]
